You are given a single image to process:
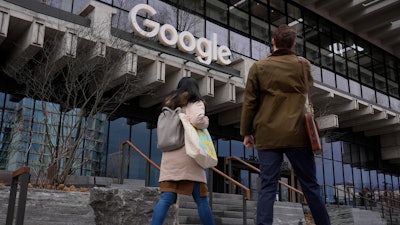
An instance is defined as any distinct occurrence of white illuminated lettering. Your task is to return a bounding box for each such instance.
[158,24,178,46]
[128,4,232,65]
[177,31,196,52]
[128,4,159,38]
[196,37,212,65]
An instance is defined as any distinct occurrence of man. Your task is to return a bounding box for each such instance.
[240,24,331,225]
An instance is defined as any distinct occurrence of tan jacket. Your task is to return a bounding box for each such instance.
[159,101,208,183]
[240,54,312,150]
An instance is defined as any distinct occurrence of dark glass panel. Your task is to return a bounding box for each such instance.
[230,7,250,33]
[206,0,228,25]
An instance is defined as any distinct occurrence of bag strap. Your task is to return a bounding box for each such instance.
[299,57,313,113]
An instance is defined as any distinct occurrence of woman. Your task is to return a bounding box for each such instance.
[151,77,215,225]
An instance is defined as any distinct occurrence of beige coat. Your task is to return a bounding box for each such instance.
[159,100,208,183]
[240,54,313,150]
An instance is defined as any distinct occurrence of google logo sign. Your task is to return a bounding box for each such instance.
[129,4,232,65]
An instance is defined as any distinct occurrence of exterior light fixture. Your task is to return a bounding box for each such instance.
[362,0,381,7]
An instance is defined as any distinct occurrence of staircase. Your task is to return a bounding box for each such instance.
[178,192,306,225]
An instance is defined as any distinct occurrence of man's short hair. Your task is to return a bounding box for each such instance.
[273,24,297,49]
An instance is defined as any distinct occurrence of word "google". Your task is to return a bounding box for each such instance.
[128,4,232,65]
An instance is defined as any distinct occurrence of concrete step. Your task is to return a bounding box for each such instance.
[178,192,306,225]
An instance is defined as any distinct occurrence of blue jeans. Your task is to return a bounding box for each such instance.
[151,182,215,225]
[257,147,331,225]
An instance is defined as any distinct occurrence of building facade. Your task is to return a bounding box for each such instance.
[0,0,400,204]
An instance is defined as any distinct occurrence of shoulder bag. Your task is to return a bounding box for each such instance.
[299,58,322,152]
[157,106,185,152]
[178,113,218,168]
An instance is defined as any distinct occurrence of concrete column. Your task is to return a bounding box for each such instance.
[0,6,10,44]
[106,51,137,90]
[79,0,116,42]
[6,19,45,73]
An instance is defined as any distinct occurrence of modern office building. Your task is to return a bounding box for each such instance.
[0,0,400,206]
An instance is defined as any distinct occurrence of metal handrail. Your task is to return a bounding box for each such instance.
[227,156,305,198]
[120,141,250,197]
[352,186,400,206]
[120,141,251,224]
[6,167,30,225]
[324,183,400,224]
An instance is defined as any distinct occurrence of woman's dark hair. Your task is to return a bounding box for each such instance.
[163,77,203,108]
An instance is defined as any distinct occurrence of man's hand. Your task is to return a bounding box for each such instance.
[243,135,254,148]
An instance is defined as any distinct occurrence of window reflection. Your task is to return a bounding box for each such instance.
[206,21,228,46]
[230,31,250,57]
[206,0,228,25]
[251,39,270,60]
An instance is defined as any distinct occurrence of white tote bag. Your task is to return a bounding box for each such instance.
[179,113,218,168]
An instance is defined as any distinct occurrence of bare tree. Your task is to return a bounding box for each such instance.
[3,24,138,186]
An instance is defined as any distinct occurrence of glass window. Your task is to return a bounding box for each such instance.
[178,10,205,37]
[99,0,111,4]
[332,141,342,161]
[251,16,270,42]
[149,0,177,26]
[360,66,373,87]
[319,18,331,34]
[270,0,285,13]
[149,127,160,187]
[334,160,344,202]
[230,31,250,57]
[353,167,362,195]
[206,0,228,25]
[130,122,151,180]
[251,1,269,22]
[390,97,400,112]
[315,157,324,184]
[304,26,319,65]
[321,48,333,71]
[181,0,204,15]
[361,85,376,103]
[376,92,389,108]
[336,74,349,92]
[362,169,371,189]
[349,80,362,97]
[387,67,398,82]
[114,0,147,11]
[251,39,270,60]
[303,10,317,28]
[393,176,399,193]
[377,172,385,193]
[311,64,322,82]
[323,158,334,203]
[230,7,249,34]
[322,139,332,159]
[358,40,371,70]
[217,139,230,157]
[0,93,5,108]
[270,9,286,27]
[334,55,346,76]
[287,3,301,21]
[385,174,394,191]
[321,68,335,88]
[106,118,130,177]
[112,9,131,32]
[231,140,244,158]
[206,21,228,46]
[348,61,358,81]
[295,34,304,56]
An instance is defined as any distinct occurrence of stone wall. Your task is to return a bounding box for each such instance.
[89,187,178,225]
